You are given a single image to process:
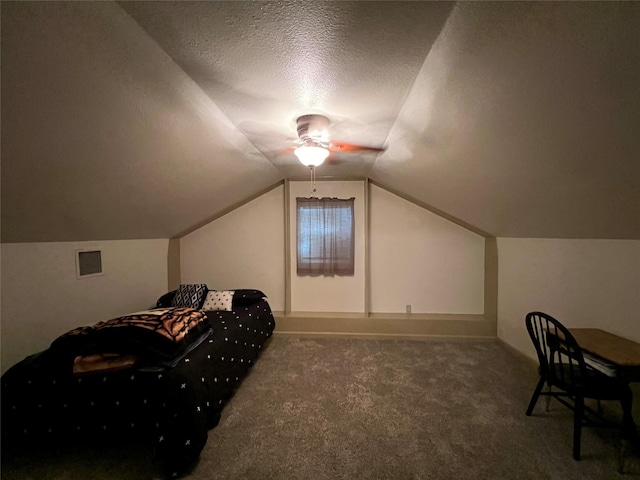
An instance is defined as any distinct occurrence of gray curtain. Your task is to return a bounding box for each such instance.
[296,197,355,276]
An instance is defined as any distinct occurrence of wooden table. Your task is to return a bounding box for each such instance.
[570,328,640,383]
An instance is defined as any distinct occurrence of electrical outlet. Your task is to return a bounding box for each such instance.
[406,304,411,313]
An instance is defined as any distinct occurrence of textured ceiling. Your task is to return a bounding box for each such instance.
[1,1,639,242]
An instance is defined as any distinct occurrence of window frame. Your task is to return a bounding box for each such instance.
[296,196,355,276]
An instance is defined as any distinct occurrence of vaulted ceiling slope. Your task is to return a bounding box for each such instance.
[1,1,638,243]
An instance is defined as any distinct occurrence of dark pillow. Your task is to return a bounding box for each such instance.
[156,290,177,308]
[232,289,267,307]
[171,284,208,309]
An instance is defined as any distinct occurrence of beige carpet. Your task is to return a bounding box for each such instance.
[2,336,639,479]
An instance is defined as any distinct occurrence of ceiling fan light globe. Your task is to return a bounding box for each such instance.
[294,145,329,167]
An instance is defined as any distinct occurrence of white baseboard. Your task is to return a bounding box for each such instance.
[272,311,497,340]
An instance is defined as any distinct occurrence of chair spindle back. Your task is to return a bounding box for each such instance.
[525,311,587,388]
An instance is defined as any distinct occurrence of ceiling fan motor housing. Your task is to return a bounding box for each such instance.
[296,114,330,145]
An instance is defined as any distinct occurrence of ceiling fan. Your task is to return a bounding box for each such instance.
[290,114,386,167]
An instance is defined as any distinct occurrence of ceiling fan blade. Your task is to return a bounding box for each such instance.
[327,142,386,153]
[237,119,298,145]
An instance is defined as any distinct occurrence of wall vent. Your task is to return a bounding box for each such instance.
[76,249,103,279]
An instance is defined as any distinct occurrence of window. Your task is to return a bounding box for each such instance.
[296,197,355,276]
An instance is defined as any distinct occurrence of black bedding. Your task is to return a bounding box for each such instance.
[1,295,275,478]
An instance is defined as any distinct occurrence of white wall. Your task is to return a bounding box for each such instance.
[369,185,485,314]
[289,181,366,313]
[180,186,286,312]
[1,239,169,374]
[497,238,640,359]
[180,180,486,316]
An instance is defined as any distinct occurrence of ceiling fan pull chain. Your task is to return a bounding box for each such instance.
[310,166,317,193]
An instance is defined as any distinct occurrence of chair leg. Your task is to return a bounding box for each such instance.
[545,386,552,412]
[573,395,584,461]
[526,377,546,416]
[618,439,627,474]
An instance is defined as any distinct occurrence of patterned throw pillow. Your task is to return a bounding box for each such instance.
[171,284,208,309]
[201,290,234,312]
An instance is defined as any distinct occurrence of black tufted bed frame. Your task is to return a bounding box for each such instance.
[1,288,275,478]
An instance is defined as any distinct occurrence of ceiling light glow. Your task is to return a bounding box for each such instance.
[294,145,329,167]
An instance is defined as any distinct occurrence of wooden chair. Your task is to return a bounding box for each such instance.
[525,311,635,469]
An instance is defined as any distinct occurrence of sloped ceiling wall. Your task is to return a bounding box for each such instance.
[2,1,639,243]
[1,2,282,242]
[373,2,640,239]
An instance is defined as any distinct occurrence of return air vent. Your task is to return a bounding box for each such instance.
[76,249,103,279]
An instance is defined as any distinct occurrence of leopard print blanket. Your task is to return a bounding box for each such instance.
[62,307,207,344]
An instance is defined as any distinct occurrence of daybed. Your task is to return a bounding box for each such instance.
[1,285,275,477]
